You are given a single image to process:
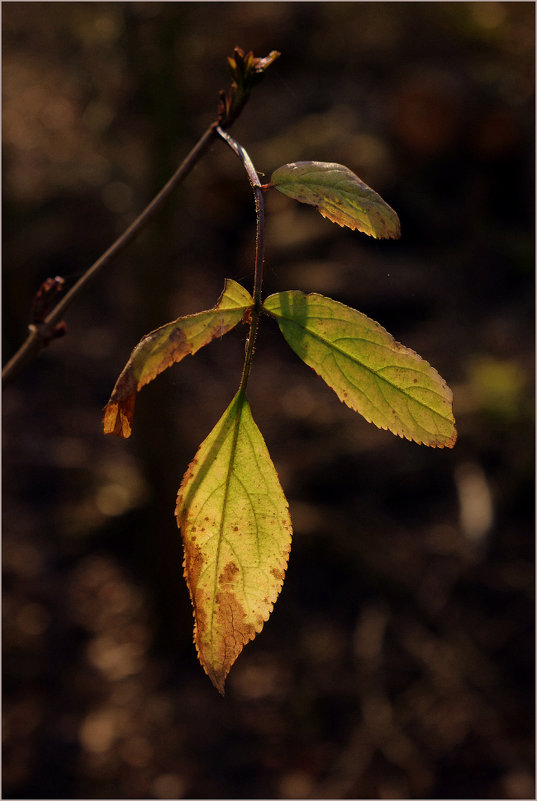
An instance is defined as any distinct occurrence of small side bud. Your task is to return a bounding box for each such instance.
[31,276,65,323]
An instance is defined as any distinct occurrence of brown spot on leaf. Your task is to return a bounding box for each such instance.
[191,585,259,695]
[167,326,189,349]
[183,540,206,592]
[218,561,239,585]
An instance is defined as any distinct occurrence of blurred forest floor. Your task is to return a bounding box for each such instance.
[2,3,534,799]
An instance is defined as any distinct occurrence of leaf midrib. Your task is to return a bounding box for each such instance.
[209,390,247,659]
[283,177,372,210]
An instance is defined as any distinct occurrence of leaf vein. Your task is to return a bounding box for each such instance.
[283,316,452,423]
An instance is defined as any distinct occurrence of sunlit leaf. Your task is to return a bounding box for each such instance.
[263,291,456,447]
[103,279,253,438]
[176,389,292,694]
[271,161,401,239]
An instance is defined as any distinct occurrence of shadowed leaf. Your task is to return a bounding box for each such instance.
[103,279,253,438]
[263,291,456,447]
[176,389,292,694]
[271,161,401,239]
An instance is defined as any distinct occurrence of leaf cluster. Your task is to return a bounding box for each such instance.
[105,89,456,694]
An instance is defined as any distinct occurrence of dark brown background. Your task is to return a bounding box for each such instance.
[3,3,534,799]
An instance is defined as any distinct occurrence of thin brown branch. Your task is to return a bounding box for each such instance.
[2,123,219,385]
[3,46,280,387]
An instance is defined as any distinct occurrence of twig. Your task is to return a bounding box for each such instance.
[215,126,265,394]
[3,47,280,386]
[2,123,218,385]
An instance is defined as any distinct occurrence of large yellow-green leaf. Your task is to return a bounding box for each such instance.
[271,161,401,240]
[263,291,456,448]
[103,279,253,438]
[176,389,292,694]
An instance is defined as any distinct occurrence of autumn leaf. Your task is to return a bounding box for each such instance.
[263,291,456,447]
[271,161,401,239]
[176,389,292,694]
[103,279,253,438]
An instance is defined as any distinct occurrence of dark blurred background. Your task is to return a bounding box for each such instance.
[2,3,534,799]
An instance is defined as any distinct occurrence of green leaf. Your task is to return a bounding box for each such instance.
[176,389,292,694]
[103,279,253,438]
[271,161,401,240]
[263,291,456,448]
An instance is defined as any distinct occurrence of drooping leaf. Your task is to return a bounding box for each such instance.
[271,161,401,240]
[263,291,456,448]
[103,279,253,438]
[176,389,292,694]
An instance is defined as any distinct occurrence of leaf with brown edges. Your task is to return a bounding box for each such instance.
[271,161,401,239]
[176,389,292,694]
[103,279,253,438]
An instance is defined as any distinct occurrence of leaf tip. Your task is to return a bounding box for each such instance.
[440,424,458,449]
[103,398,134,438]
[206,666,228,696]
[405,420,458,449]
[385,218,402,241]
